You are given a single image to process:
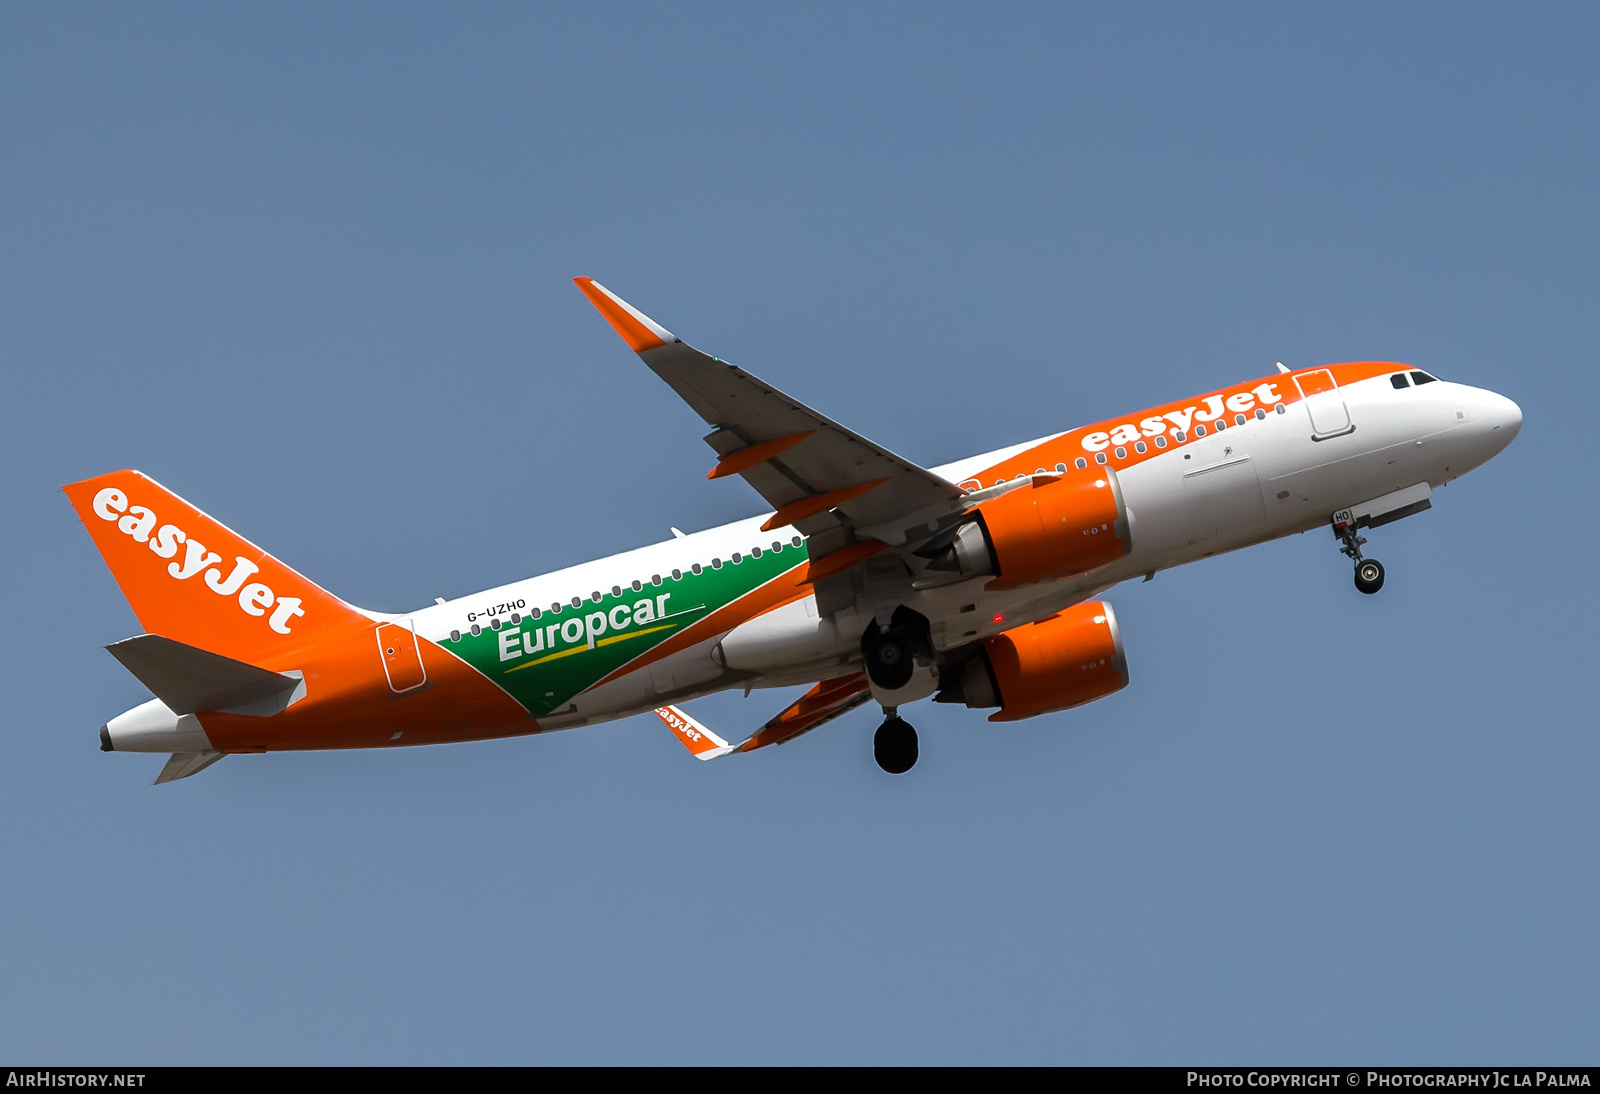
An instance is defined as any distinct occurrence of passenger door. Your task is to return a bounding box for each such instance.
[1294,369,1355,439]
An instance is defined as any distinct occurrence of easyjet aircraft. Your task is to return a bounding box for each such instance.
[66,280,1522,782]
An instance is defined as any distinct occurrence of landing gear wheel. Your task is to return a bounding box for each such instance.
[874,716,918,774]
[1354,558,1385,595]
[863,629,914,690]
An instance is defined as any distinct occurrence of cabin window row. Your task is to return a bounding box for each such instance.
[1059,404,1286,470]
[447,534,807,641]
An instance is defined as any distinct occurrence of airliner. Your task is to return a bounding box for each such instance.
[67,279,1522,781]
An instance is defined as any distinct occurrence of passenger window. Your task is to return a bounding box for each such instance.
[1134,441,1147,453]
[1114,446,1127,459]
[1235,414,1246,425]
[1095,452,1108,465]
[449,629,461,642]
[1074,457,1088,469]
[1174,430,1186,441]
[1411,371,1437,385]
[1391,373,1410,389]
[1195,425,1207,437]
[1055,462,1066,472]
[1155,436,1167,449]
[1254,408,1266,420]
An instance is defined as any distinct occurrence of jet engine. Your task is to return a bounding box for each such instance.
[936,601,1128,722]
[925,469,1131,589]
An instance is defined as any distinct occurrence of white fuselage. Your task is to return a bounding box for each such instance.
[403,372,1520,732]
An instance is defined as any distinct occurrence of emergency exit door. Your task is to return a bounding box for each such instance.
[376,620,427,694]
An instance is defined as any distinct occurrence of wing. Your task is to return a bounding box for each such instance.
[574,279,965,543]
[650,674,873,761]
[737,673,872,752]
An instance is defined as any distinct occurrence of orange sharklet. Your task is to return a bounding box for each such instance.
[573,276,666,353]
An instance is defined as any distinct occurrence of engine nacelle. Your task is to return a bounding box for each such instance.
[926,469,1131,589]
[938,601,1128,722]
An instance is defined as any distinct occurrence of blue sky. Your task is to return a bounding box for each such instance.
[2,3,1596,1063]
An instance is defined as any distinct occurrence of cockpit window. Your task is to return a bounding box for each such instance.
[1391,373,1410,389]
[1411,371,1438,385]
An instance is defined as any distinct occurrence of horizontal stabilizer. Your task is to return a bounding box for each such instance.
[654,705,738,761]
[107,634,301,716]
[154,750,226,784]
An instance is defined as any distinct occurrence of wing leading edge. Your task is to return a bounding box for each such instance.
[573,278,965,544]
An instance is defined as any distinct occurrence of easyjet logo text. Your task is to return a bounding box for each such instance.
[1081,382,1284,452]
[91,488,305,634]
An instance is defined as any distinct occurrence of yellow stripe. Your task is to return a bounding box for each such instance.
[504,622,680,673]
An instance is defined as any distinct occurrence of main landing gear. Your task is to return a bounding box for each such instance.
[874,708,918,774]
[862,610,935,775]
[1336,521,1385,595]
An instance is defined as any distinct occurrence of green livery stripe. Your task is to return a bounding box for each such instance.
[506,621,682,671]
[447,541,810,718]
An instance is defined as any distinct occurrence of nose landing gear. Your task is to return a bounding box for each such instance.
[874,709,918,774]
[1354,558,1385,595]
[1336,519,1385,595]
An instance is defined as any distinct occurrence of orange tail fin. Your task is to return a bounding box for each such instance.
[64,470,370,666]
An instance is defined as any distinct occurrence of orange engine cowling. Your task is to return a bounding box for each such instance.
[938,601,1128,722]
[926,469,1131,589]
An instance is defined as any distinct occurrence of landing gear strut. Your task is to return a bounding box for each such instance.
[874,709,918,774]
[1337,522,1385,595]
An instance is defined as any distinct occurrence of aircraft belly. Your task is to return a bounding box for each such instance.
[718,596,857,674]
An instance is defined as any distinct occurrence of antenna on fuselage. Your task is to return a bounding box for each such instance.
[1276,362,1291,374]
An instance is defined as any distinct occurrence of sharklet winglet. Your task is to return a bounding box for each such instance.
[573,278,675,353]
[653,704,740,761]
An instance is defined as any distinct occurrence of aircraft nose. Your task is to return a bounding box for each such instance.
[1485,390,1522,447]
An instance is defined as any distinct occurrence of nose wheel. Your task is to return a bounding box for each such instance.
[874,711,918,774]
[1354,558,1385,594]
[1336,520,1385,595]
